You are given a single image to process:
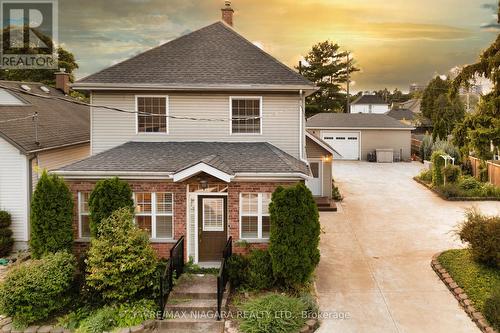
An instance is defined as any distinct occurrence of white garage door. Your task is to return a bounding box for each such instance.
[322,132,360,160]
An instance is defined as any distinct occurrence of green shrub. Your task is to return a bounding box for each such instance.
[30,171,74,258]
[269,183,320,289]
[431,150,446,186]
[299,292,319,316]
[417,169,432,183]
[432,139,461,164]
[478,161,489,182]
[227,254,250,288]
[0,211,11,228]
[88,177,134,236]
[227,250,274,290]
[67,300,156,333]
[484,288,500,330]
[457,209,500,267]
[247,250,274,290]
[85,208,157,301]
[420,133,433,161]
[439,183,462,198]
[442,164,461,184]
[0,211,13,257]
[0,252,76,325]
[239,294,307,333]
[332,183,342,201]
[480,183,500,197]
[459,176,482,190]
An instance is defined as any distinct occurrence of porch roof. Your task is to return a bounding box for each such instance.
[56,141,310,180]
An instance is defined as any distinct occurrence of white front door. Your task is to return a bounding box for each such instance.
[306,161,322,196]
[322,132,360,160]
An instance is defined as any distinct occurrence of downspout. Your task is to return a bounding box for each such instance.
[299,89,307,163]
[26,154,36,244]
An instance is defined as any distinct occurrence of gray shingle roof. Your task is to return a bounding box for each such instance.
[58,141,310,176]
[0,81,89,153]
[306,113,414,129]
[386,108,416,121]
[76,22,313,89]
[351,94,388,105]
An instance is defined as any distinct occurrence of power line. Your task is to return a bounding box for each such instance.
[0,84,271,122]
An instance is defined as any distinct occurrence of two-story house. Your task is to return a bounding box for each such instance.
[55,7,330,264]
[350,93,389,114]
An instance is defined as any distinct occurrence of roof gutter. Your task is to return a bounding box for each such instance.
[307,127,416,131]
[27,140,90,153]
[72,82,317,93]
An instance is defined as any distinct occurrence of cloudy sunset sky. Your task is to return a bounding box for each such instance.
[59,0,499,92]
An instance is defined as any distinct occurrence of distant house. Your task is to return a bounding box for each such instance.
[0,77,90,250]
[350,93,389,114]
[395,98,421,114]
[386,108,431,135]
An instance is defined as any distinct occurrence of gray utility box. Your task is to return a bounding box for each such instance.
[376,149,394,163]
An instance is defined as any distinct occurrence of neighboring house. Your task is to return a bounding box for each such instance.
[350,93,389,114]
[395,98,421,114]
[307,113,414,161]
[386,108,432,135]
[0,78,90,250]
[55,11,318,264]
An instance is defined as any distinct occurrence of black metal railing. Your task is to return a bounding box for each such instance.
[158,236,185,319]
[217,236,232,320]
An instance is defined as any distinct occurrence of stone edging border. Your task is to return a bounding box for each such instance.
[0,317,157,333]
[413,177,500,201]
[431,252,498,333]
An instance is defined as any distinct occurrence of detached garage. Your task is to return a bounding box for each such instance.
[306,113,414,161]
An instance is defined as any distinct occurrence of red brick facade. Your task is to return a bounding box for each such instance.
[67,177,299,260]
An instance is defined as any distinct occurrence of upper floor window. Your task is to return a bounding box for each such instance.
[230,97,262,134]
[137,96,168,133]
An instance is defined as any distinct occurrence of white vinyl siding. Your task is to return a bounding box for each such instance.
[0,137,29,245]
[91,92,301,158]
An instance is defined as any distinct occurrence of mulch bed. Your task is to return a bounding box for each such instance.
[413,177,500,201]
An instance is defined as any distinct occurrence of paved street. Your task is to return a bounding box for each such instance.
[316,161,499,333]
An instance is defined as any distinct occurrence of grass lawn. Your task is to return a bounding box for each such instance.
[438,249,500,313]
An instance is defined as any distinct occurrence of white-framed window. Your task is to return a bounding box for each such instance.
[134,192,174,239]
[77,192,91,238]
[202,198,224,232]
[230,96,262,135]
[239,193,271,240]
[136,96,168,133]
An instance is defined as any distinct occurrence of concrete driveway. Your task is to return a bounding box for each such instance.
[316,161,499,333]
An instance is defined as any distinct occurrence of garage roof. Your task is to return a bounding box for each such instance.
[306,113,414,130]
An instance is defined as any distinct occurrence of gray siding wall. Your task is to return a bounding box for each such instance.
[91,92,302,158]
[360,129,411,161]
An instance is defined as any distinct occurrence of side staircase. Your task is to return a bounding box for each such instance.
[155,274,227,333]
[314,196,337,212]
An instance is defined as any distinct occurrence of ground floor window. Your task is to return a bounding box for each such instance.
[78,192,91,238]
[134,192,174,239]
[240,193,271,240]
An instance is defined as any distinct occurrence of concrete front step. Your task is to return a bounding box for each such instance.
[165,297,227,313]
[156,319,224,332]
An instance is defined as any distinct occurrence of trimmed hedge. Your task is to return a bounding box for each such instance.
[85,208,157,301]
[0,211,13,257]
[269,183,320,289]
[30,171,74,258]
[0,252,76,325]
[458,209,500,268]
[227,250,274,290]
[88,177,134,236]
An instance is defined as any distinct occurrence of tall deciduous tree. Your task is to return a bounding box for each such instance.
[30,171,73,258]
[298,41,358,116]
[451,6,500,159]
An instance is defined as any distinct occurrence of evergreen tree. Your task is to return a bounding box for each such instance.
[298,41,358,116]
[30,171,73,258]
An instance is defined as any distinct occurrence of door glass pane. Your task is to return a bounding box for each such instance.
[310,163,319,178]
[203,198,224,231]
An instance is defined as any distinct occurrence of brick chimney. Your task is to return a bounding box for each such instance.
[55,70,70,95]
[221,1,234,26]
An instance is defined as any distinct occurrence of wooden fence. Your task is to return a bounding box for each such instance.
[469,156,500,187]
[411,138,422,158]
